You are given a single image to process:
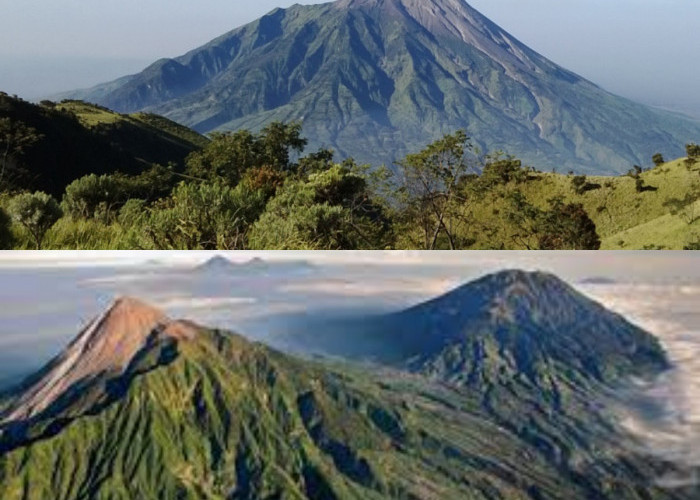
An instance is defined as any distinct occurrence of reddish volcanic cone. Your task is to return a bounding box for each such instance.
[2,297,198,423]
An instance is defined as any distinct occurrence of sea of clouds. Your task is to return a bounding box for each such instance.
[581,284,700,486]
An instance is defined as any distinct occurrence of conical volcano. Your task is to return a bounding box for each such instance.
[62,0,700,173]
[303,270,669,386]
[1,297,198,424]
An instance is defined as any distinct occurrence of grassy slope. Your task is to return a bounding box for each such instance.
[0,94,207,197]
[461,158,700,249]
[0,330,679,499]
[56,101,210,148]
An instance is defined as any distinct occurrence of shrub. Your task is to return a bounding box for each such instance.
[137,181,264,250]
[249,164,392,249]
[7,191,62,249]
[62,173,127,221]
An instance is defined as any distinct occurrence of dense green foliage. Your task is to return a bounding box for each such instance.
[186,122,307,185]
[249,164,391,250]
[7,191,62,249]
[1,90,698,249]
[0,206,12,249]
[0,315,682,499]
[0,93,205,196]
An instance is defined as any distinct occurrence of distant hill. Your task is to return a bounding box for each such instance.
[194,256,317,276]
[60,0,700,174]
[0,93,207,195]
[0,295,681,499]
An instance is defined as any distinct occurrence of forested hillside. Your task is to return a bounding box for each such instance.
[1,95,698,250]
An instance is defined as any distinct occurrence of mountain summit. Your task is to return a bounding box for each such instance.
[61,0,700,173]
[303,270,668,386]
[1,297,198,424]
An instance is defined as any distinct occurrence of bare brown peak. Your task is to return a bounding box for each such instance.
[105,296,166,323]
[1,297,196,423]
[336,0,472,14]
[334,0,494,45]
[94,296,198,344]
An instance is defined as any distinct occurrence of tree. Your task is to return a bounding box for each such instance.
[537,197,601,250]
[257,121,307,170]
[0,206,13,249]
[185,121,308,185]
[249,164,392,250]
[686,143,700,168]
[185,130,258,185]
[571,175,588,195]
[7,191,62,249]
[652,153,665,167]
[395,130,477,249]
[0,118,42,191]
[506,193,600,249]
[478,153,527,188]
[663,181,700,225]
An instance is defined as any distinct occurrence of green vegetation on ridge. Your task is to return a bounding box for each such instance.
[1,94,698,250]
[0,317,684,499]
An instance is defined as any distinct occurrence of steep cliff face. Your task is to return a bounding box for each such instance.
[61,0,700,174]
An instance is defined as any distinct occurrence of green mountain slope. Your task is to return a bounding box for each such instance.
[61,0,700,174]
[0,93,207,195]
[456,158,700,250]
[0,295,685,499]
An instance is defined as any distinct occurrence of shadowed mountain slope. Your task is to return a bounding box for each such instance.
[0,94,207,195]
[61,0,700,174]
[297,270,668,387]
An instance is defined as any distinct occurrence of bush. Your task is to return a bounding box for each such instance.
[249,164,392,249]
[62,173,128,221]
[137,181,265,250]
[7,191,62,249]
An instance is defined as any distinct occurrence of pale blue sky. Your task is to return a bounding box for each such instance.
[0,0,698,116]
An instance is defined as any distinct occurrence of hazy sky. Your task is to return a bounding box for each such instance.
[1,251,699,284]
[0,0,699,116]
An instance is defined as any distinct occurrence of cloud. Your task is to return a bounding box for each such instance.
[153,297,257,310]
[279,277,461,298]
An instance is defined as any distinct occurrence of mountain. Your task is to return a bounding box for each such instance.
[61,0,700,174]
[194,256,317,276]
[0,296,683,499]
[0,93,207,195]
[296,270,668,386]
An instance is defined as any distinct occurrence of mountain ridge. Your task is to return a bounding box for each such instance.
[0,292,684,499]
[59,0,700,174]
